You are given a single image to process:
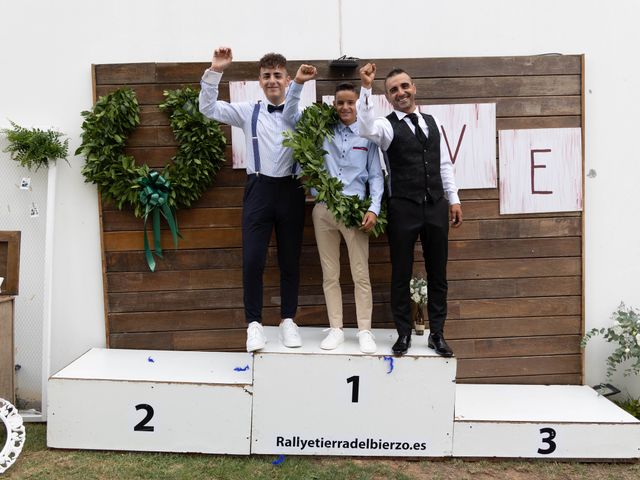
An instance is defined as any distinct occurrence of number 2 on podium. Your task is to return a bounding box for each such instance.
[134,404,155,432]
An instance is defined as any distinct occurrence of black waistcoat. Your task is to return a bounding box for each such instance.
[385,112,444,203]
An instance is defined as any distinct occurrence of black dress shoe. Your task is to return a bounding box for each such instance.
[392,335,411,356]
[428,333,453,357]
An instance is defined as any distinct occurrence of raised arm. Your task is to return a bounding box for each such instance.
[356,63,393,150]
[360,62,376,90]
[283,64,317,126]
[199,47,252,127]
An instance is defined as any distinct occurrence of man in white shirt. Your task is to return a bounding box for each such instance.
[199,47,305,352]
[357,63,463,356]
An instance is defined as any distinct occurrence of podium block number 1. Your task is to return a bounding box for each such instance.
[346,376,359,403]
[134,404,155,432]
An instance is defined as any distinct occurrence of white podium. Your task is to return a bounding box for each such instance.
[46,332,640,459]
[47,348,253,454]
[453,384,640,459]
[251,327,457,456]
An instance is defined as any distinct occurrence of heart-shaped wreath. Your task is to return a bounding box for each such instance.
[76,87,226,271]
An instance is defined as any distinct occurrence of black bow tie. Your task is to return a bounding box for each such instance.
[267,104,284,113]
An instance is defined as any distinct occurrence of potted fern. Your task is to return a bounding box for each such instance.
[2,121,69,171]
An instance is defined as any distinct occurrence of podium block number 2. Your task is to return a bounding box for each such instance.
[134,404,155,432]
[346,376,360,403]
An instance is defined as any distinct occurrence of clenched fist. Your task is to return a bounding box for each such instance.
[294,64,317,84]
[359,63,377,89]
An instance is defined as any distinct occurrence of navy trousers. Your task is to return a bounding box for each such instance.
[242,174,306,324]
[387,196,449,336]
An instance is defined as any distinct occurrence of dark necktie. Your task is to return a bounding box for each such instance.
[267,104,284,113]
[407,113,427,145]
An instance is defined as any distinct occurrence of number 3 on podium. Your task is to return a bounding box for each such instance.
[537,427,557,454]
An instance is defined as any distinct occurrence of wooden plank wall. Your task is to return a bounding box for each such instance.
[0,296,15,403]
[94,55,584,385]
[0,231,21,295]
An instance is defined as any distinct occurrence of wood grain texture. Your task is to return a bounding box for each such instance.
[317,75,581,99]
[0,297,15,403]
[457,374,581,385]
[95,56,581,85]
[103,237,579,272]
[94,55,584,384]
[457,354,581,379]
[0,231,21,295]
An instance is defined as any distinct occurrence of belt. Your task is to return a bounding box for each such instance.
[247,173,297,184]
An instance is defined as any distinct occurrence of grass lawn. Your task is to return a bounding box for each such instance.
[3,424,639,479]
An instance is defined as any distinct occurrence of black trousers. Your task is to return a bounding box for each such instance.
[242,174,306,324]
[387,196,449,336]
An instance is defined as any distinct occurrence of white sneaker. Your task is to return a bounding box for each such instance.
[357,330,377,354]
[320,328,345,350]
[246,321,266,352]
[279,318,302,347]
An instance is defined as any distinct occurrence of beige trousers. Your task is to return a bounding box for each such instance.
[312,203,373,330]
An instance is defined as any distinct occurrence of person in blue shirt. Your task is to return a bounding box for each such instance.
[286,65,384,354]
[199,47,306,352]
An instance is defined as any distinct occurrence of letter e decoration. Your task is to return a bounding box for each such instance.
[499,128,582,214]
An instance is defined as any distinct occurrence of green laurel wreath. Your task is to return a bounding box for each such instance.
[283,103,387,237]
[76,87,227,270]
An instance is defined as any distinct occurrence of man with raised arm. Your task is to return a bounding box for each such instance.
[356,63,463,357]
[286,65,383,353]
[199,47,305,352]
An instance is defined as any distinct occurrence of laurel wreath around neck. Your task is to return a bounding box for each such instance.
[283,103,387,237]
[76,87,227,270]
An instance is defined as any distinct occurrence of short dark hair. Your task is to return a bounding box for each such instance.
[385,68,412,90]
[386,67,409,80]
[258,52,287,71]
[334,82,357,95]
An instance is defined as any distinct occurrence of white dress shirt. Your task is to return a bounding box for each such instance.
[199,69,297,177]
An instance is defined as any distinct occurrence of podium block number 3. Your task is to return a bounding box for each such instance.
[537,427,556,454]
[346,376,359,403]
[134,404,155,432]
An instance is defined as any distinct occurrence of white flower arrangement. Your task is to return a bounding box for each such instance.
[409,277,428,306]
[582,302,640,378]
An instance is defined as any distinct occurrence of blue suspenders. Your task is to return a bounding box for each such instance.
[251,102,262,176]
[250,102,297,177]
